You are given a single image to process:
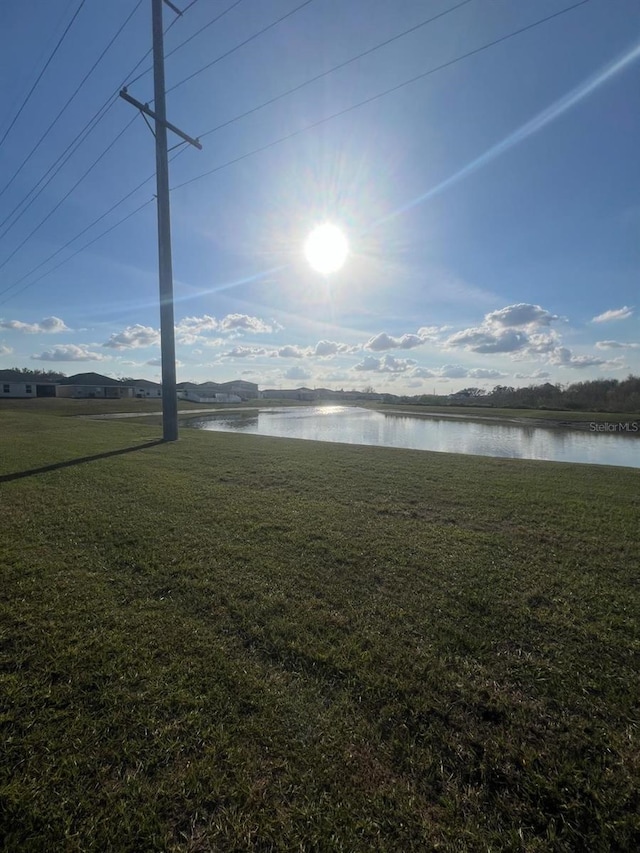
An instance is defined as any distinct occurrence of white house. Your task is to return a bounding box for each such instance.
[132,379,162,398]
[176,380,255,403]
[1,379,36,398]
[0,370,56,398]
[56,372,134,399]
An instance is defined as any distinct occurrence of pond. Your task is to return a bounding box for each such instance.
[184,406,639,468]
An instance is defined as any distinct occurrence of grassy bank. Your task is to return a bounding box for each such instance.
[1,407,638,851]
[373,402,640,424]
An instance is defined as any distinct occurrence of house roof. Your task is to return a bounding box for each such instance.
[132,378,161,388]
[58,372,129,386]
[0,369,31,381]
[0,370,57,383]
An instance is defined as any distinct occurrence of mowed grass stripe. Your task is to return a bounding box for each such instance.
[1,409,639,851]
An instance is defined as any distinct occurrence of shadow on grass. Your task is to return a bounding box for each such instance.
[0,440,166,483]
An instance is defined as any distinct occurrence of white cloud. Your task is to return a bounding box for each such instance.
[354,354,416,373]
[364,333,397,352]
[175,315,218,343]
[104,325,160,350]
[605,357,627,371]
[595,340,640,350]
[417,326,443,339]
[398,334,426,349]
[38,317,69,333]
[314,340,340,357]
[220,313,281,334]
[438,364,469,379]
[514,369,551,380]
[284,365,312,380]
[467,368,507,379]
[485,303,558,327]
[354,355,384,372]
[0,344,12,355]
[525,332,559,354]
[32,344,104,362]
[277,345,307,358]
[408,365,507,380]
[591,306,634,323]
[312,340,357,357]
[548,347,607,369]
[446,304,561,357]
[221,346,268,358]
[0,315,69,334]
[446,327,529,353]
[364,330,433,352]
[175,313,280,344]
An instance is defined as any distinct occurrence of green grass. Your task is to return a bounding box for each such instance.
[1,406,639,851]
[373,402,640,423]
[0,397,262,417]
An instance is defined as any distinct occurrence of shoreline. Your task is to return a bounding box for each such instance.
[379,407,640,434]
[82,404,640,435]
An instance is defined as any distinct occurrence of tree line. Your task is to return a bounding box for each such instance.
[451,375,640,413]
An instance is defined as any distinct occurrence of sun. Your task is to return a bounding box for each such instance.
[304,223,349,274]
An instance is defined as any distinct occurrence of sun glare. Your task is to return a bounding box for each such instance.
[304,223,348,274]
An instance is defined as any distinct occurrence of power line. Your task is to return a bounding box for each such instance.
[0,1,188,245]
[0,95,118,242]
[0,0,87,152]
[2,0,457,277]
[0,0,205,277]
[126,0,245,88]
[0,0,590,304]
[0,0,76,131]
[0,172,156,301]
[175,0,592,191]
[0,198,154,308]
[0,140,191,303]
[197,0,474,142]
[165,0,316,96]
[0,114,138,275]
[0,0,144,201]
[166,0,202,33]
[178,0,201,14]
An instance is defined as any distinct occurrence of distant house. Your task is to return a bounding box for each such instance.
[176,379,257,403]
[176,382,241,404]
[56,372,134,399]
[261,388,317,401]
[1,368,258,402]
[217,380,258,400]
[131,379,162,399]
[0,369,57,399]
[260,387,386,403]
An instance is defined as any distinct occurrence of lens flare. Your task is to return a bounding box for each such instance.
[304,223,349,274]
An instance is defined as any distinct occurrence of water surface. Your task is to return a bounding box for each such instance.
[185,406,638,468]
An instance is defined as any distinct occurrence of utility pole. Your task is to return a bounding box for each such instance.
[120,0,201,441]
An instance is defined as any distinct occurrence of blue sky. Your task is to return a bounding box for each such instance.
[0,0,638,393]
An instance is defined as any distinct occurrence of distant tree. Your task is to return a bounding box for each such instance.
[8,367,66,381]
[481,376,639,413]
[458,387,486,398]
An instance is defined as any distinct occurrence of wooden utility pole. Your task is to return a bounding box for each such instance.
[120,0,201,441]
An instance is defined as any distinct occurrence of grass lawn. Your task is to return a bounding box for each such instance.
[1,404,638,851]
[373,402,640,424]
